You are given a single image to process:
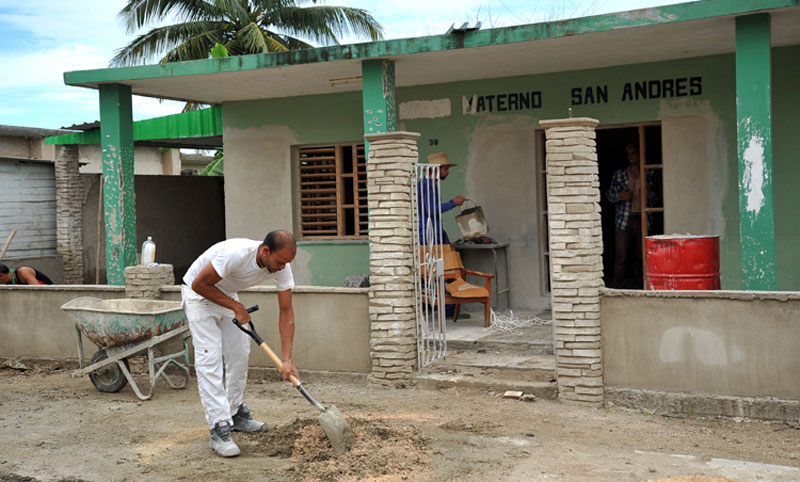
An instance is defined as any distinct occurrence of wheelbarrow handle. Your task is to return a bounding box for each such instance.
[232,305,262,344]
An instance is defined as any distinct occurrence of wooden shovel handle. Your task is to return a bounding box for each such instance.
[0,229,17,262]
[256,340,301,387]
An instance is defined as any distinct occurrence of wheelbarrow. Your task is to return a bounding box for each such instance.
[61,297,191,400]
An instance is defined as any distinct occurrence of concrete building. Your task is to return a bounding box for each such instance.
[39,0,800,402]
[62,0,799,299]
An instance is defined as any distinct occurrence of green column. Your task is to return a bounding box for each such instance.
[736,14,776,291]
[361,59,397,138]
[99,84,137,285]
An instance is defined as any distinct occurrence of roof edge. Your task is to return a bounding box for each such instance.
[63,0,799,88]
[45,106,222,145]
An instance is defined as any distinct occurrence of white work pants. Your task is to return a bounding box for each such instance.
[182,287,250,428]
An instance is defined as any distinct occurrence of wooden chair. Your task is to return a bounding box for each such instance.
[419,245,493,327]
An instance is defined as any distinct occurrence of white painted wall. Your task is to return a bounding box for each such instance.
[78,145,175,175]
[662,115,712,235]
[467,121,548,310]
[221,124,297,240]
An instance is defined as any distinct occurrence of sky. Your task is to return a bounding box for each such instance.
[0,0,686,130]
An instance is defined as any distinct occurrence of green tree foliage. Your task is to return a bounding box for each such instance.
[111,0,384,66]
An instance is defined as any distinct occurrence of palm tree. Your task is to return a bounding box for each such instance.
[111,0,384,66]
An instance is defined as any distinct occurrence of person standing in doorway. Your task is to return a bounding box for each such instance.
[606,144,645,289]
[182,230,298,457]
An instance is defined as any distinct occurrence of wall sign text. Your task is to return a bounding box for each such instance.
[571,77,704,105]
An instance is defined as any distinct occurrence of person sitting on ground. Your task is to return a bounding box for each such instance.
[0,264,54,285]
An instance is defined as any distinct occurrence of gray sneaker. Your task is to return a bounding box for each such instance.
[232,402,268,433]
[209,421,240,457]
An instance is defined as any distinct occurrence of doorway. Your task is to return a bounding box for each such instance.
[597,124,664,289]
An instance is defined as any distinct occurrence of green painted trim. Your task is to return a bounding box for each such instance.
[736,14,776,290]
[99,84,137,285]
[64,0,800,87]
[45,106,222,145]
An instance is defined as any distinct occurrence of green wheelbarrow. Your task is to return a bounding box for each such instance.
[61,297,192,400]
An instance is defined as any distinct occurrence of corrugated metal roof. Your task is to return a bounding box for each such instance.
[45,106,222,148]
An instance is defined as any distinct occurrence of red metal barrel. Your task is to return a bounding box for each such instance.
[645,235,720,290]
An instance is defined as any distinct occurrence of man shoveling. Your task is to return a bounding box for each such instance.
[182,230,298,457]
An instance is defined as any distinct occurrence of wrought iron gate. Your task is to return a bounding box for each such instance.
[412,164,447,368]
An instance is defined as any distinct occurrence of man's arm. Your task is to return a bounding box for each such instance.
[441,195,467,213]
[190,262,250,324]
[276,289,299,382]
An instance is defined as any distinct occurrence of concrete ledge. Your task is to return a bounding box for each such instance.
[0,356,369,385]
[161,285,369,294]
[606,386,800,422]
[601,288,800,302]
[416,372,557,400]
[247,366,369,385]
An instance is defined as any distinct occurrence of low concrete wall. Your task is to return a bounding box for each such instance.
[0,285,370,373]
[602,289,800,418]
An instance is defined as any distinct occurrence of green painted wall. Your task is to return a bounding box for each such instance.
[397,52,740,294]
[296,242,370,286]
[772,46,800,290]
[222,45,800,295]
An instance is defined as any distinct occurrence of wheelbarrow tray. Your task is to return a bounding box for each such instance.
[61,297,186,350]
[61,297,191,400]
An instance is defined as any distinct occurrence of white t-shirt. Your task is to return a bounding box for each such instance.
[182,238,294,302]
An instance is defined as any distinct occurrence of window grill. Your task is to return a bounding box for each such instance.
[298,143,367,238]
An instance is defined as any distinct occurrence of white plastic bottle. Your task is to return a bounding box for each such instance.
[141,236,156,265]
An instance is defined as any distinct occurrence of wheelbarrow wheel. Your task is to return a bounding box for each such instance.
[89,350,129,393]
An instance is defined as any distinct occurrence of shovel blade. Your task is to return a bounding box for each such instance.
[318,405,354,454]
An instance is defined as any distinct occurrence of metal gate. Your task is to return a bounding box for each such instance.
[412,164,447,368]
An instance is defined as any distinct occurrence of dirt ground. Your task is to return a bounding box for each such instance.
[1,362,799,482]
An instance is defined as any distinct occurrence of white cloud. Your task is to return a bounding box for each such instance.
[0,44,110,89]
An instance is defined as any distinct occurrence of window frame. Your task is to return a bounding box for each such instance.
[295,141,368,240]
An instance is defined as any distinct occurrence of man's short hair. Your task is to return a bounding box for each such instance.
[0,264,8,274]
[625,144,638,152]
[263,230,296,252]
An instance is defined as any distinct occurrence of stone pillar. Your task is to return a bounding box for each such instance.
[364,131,419,388]
[539,117,604,407]
[55,145,84,284]
[124,264,174,299]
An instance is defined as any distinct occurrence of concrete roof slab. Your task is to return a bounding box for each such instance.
[63,1,800,104]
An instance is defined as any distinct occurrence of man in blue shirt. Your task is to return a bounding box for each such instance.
[417,152,468,319]
[417,152,466,246]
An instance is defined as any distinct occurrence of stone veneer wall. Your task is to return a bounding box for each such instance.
[54,145,84,284]
[539,117,604,406]
[364,131,420,388]
[124,264,175,299]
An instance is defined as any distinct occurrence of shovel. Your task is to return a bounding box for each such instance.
[233,305,354,454]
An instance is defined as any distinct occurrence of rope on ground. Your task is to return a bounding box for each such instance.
[489,308,550,334]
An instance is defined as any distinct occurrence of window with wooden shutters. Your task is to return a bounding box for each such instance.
[298,143,368,239]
